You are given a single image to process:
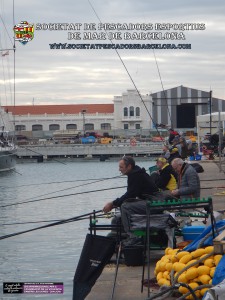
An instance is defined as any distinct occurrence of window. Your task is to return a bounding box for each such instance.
[15,125,26,131]
[124,107,128,117]
[32,124,43,131]
[136,107,140,117]
[49,124,60,131]
[66,124,77,130]
[101,123,111,130]
[135,124,141,129]
[124,124,129,130]
[85,123,94,130]
[129,106,134,117]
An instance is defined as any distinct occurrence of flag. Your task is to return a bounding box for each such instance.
[73,234,116,300]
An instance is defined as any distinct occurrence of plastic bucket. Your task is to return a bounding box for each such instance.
[195,154,202,161]
[123,245,144,266]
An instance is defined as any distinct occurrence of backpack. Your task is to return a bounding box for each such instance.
[190,163,204,173]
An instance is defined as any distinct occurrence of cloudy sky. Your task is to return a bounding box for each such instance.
[0,0,225,106]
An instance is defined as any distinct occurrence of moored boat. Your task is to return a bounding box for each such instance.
[0,130,17,171]
[0,146,17,171]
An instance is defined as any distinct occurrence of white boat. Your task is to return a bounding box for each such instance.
[0,128,17,172]
[0,107,17,171]
[0,1,17,172]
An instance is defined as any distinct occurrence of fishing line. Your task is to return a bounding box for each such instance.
[152,49,173,128]
[0,3,14,48]
[200,179,225,182]
[0,175,124,188]
[2,174,124,207]
[201,186,225,189]
[0,185,126,208]
[1,212,108,226]
[88,0,164,141]
[2,183,221,209]
[11,167,22,175]
[22,146,67,165]
[0,209,103,240]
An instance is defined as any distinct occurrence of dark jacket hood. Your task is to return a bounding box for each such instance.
[129,165,146,175]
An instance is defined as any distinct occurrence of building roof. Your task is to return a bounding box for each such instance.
[3,104,114,115]
[151,85,211,96]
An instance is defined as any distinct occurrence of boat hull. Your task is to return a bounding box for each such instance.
[0,148,17,171]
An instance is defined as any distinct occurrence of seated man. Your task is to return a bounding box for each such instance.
[167,147,181,164]
[171,158,200,199]
[103,156,162,237]
[151,157,177,191]
[162,144,171,160]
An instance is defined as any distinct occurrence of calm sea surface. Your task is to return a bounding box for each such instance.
[0,159,154,300]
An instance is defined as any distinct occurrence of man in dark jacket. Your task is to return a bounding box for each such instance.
[167,147,181,164]
[168,128,179,145]
[103,156,160,235]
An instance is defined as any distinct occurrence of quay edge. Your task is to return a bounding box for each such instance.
[16,142,164,160]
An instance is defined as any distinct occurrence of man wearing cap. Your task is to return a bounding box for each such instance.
[168,147,181,164]
[153,157,177,191]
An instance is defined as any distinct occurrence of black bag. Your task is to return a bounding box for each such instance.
[73,234,116,300]
[190,163,204,173]
[123,245,144,266]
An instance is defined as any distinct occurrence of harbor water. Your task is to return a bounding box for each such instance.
[0,159,154,300]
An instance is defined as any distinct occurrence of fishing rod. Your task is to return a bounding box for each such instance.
[0,175,125,189]
[152,49,173,129]
[1,181,224,210]
[88,0,166,143]
[200,179,225,182]
[0,185,126,208]
[11,167,22,175]
[3,174,124,207]
[1,212,109,226]
[201,186,225,189]
[0,210,103,240]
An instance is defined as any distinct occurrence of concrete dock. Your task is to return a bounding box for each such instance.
[86,160,225,300]
[16,142,163,159]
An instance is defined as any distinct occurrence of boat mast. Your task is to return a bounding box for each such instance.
[13,0,16,136]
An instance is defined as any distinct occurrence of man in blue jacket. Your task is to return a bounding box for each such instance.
[103,156,161,235]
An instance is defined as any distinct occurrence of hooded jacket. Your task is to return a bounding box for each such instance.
[113,165,159,207]
[158,163,177,190]
[177,163,200,199]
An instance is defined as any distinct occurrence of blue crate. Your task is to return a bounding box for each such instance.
[182,225,206,241]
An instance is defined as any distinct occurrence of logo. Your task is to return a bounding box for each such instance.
[14,21,34,45]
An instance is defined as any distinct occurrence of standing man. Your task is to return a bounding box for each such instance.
[171,158,200,199]
[103,156,160,235]
[168,128,179,145]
